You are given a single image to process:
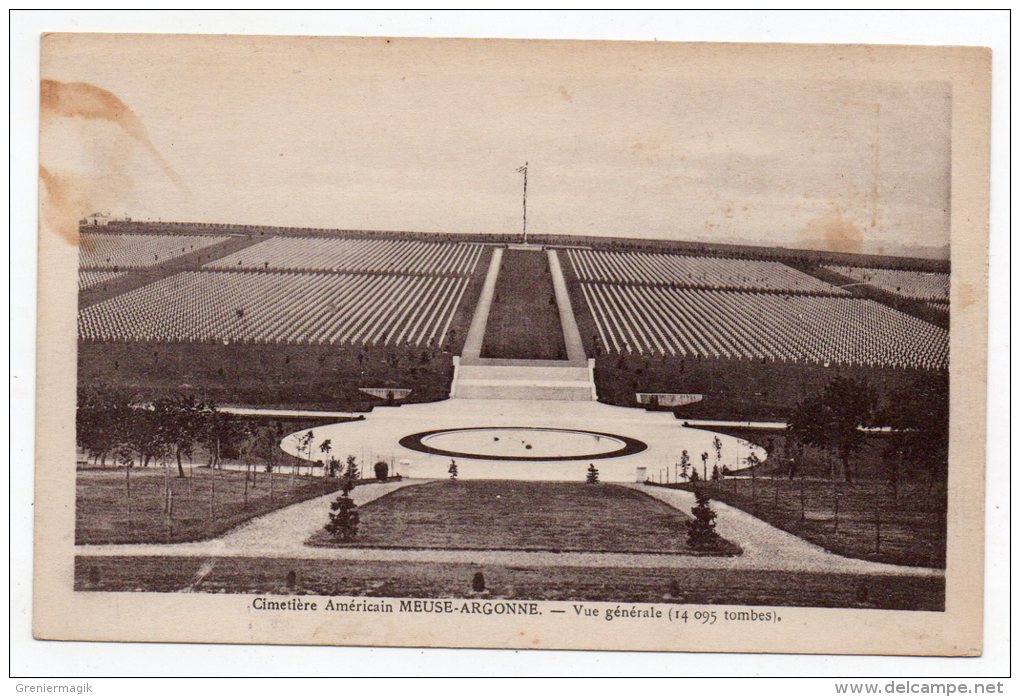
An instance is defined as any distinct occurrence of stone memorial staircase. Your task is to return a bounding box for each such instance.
[452,359,596,401]
[452,246,597,401]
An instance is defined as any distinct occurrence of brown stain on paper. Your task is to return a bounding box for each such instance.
[39,79,186,245]
[800,208,865,255]
[39,165,90,247]
[958,281,976,311]
[40,79,183,189]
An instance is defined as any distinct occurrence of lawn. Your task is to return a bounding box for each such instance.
[74,556,943,611]
[307,480,738,555]
[76,467,344,544]
[481,250,567,360]
[659,478,945,568]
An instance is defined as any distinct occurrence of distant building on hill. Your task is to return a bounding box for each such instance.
[82,212,111,227]
[82,212,134,226]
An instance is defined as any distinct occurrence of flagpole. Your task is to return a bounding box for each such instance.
[519,162,528,244]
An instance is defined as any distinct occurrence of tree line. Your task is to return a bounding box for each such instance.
[787,373,949,490]
[76,387,280,478]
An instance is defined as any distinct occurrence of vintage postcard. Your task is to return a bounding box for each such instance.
[34,34,990,655]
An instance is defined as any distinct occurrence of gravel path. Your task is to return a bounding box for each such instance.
[546,248,587,362]
[76,480,941,578]
[460,247,503,361]
[214,479,419,553]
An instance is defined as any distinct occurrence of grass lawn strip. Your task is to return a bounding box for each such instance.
[481,250,567,360]
[76,467,345,545]
[73,556,944,611]
[307,480,739,555]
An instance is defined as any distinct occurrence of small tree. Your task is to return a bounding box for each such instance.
[327,456,341,478]
[586,463,600,484]
[685,489,721,548]
[324,493,359,541]
[319,439,332,466]
[746,451,761,470]
[199,405,234,471]
[711,464,721,481]
[153,394,205,479]
[712,436,723,477]
[345,454,360,482]
[788,376,878,483]
[238,428,258,508]
[747,451,761,505]
[374,461,389,481]
[340,472,355,496]
[448,460,458,480]
[113,445,135,524]
[250,425,279,474]
[294,430,315,477]
[679,450,691,481]
[700,451,709,481]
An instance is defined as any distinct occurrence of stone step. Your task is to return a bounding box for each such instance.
[454,378,593,389]
[456,364,590,382]
[458,357,588,368]
[454,382,593,401]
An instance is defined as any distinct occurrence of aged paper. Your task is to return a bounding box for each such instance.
[35,34,989,654]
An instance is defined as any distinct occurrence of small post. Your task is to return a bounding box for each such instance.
[163,460,171,514]
[834,492,840,533]
[125,465,132,525]
[874,494,882,553]
[166,488,174,542]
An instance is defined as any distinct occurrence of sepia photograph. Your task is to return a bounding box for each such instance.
[28,27,992,658]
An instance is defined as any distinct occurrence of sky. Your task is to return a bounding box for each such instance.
[40,34,952,258]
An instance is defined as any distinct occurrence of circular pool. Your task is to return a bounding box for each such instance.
[399,427,647,461]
